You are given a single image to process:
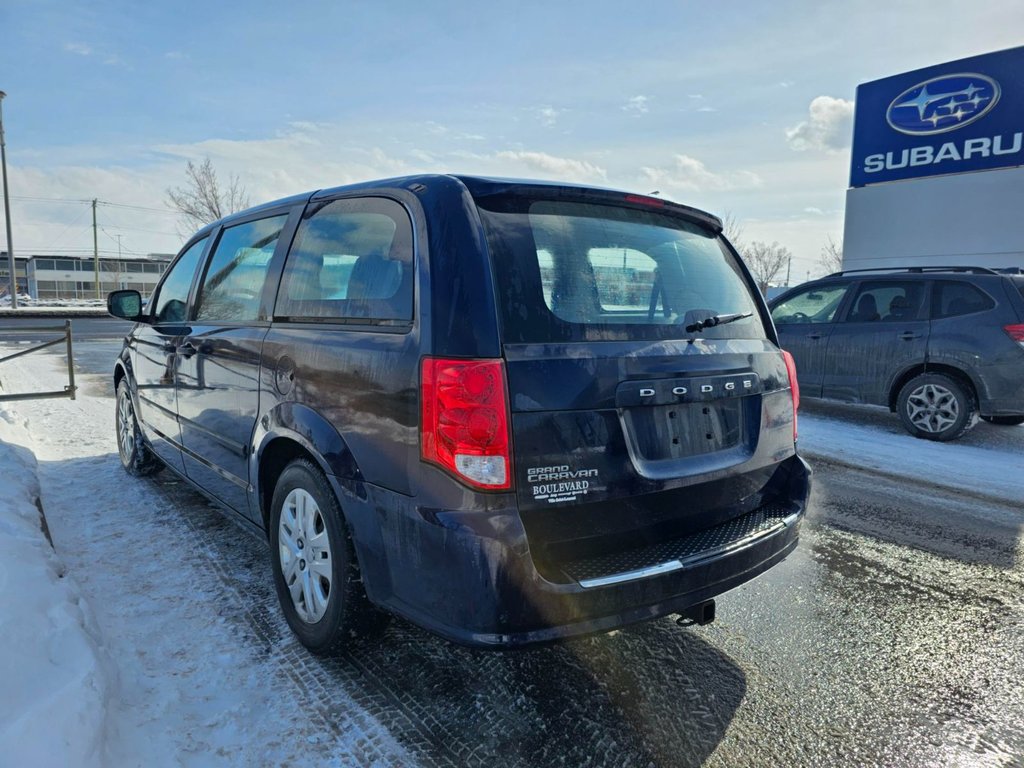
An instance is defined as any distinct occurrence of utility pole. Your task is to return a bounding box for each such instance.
[92,199,100,300]
[785,253,792,286]
[0,91,17,308]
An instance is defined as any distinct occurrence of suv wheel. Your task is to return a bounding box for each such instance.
[269,459,389,654]
[115,380,162,475]
[980,415,1024,426]
[896,373,974,442]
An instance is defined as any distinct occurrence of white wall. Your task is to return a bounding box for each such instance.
[843,166,1024,270]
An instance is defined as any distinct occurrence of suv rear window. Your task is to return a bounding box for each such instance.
[476,196,765,343]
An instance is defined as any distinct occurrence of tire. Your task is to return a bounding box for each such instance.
[269,458,390,654]
[980,415,1024,426]
[896,373,974,442]
[115,379,163,476]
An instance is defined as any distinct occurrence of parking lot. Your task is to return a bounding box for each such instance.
[0,335,1021,766]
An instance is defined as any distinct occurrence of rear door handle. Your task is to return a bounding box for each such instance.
[806,332,822,340]
[898,332,921,340]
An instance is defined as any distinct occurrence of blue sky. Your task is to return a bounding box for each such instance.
[2,0,1022,279]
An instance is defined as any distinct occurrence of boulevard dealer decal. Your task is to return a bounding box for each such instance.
[527,465,599,504]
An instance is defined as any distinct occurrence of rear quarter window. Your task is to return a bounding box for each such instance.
[932,280,996,319]
[275,197,413,323]
[476,196,765,343]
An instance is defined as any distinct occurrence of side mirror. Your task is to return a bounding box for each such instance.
[108,290,144,321]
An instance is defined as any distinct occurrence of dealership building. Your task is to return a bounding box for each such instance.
[843,46,1023,271]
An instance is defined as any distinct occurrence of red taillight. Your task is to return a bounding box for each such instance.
[781,350,800,441]
[1005,324,1024,343]
[420,357,512,490]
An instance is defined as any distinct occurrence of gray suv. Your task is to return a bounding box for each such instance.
[769,267,1024,441]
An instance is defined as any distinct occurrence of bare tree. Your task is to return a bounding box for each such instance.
[720,210,745,254]
[744,240,792,294]
[819,235,843,275]
[166,157,250,233]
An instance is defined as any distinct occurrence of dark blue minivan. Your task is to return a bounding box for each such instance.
[108,175,810,651]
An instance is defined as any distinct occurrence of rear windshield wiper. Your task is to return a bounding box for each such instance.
[686,311,752,334]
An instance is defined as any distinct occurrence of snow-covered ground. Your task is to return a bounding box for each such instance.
[0,397,112,768]
[0,297,111,316]
[799,400,1023,506]
[0,348,412,767]
[0,342,1020,765]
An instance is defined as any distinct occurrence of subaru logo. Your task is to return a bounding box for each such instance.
[886,73,1000,136]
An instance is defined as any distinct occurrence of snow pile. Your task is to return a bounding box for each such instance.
[0,400,113,768]
[800,410,1023,506]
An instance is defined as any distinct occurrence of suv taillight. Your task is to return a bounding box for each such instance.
[420,357,512,490]
[781,350,800,441]
[1005,324,1024,344]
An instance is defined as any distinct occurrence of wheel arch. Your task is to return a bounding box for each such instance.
[888,363,979,412]
[253,402,361,531]
[254,410,390,608]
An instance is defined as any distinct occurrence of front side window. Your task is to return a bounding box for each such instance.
[152,237,208,324]
[477,196,765,343]
[195,215,288,323]
[275,197,413,322]
[771,283,849,325]
[843,281,924,323]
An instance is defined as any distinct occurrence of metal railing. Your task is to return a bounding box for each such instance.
[0,319,76,401]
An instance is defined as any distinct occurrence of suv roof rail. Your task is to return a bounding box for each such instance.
[824,266,1001,278]
[995,266,1024,275]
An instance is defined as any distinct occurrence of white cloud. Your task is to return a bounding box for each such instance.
[640,154,762,193]
[494,150,607,183]
[786,96,854,152]
[697,106,717,113]
[537,106,561,126]
[623,95,649,116]
[64,43,92,56]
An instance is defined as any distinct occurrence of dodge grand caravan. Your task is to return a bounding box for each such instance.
[108,175,810,652]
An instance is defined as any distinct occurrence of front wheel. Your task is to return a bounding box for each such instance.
[115,379,162,475]
[896,373,974,442]
[980,415,1024,426]
[269,459,389,654]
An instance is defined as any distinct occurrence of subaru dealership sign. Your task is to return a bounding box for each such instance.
[851,46,1023,187]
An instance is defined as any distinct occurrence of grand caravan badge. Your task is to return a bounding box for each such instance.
[886,73,1001,136]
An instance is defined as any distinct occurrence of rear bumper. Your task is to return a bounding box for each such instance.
[338,455,811,649]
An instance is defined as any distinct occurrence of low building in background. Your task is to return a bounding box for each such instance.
[0,254,29,297]
[25,254,172,300]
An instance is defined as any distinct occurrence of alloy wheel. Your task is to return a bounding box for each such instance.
[905,383,960,434]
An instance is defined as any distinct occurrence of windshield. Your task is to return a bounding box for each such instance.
[476,195,766,344]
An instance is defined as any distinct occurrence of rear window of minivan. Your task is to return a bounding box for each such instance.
[475,195,766,343]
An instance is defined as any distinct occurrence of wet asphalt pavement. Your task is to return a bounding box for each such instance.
[26,332,1024,766]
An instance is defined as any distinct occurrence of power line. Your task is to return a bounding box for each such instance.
[39,206,91,252]
[10,195,91,204]
[97,200,179,216]
[10,194,179,216]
